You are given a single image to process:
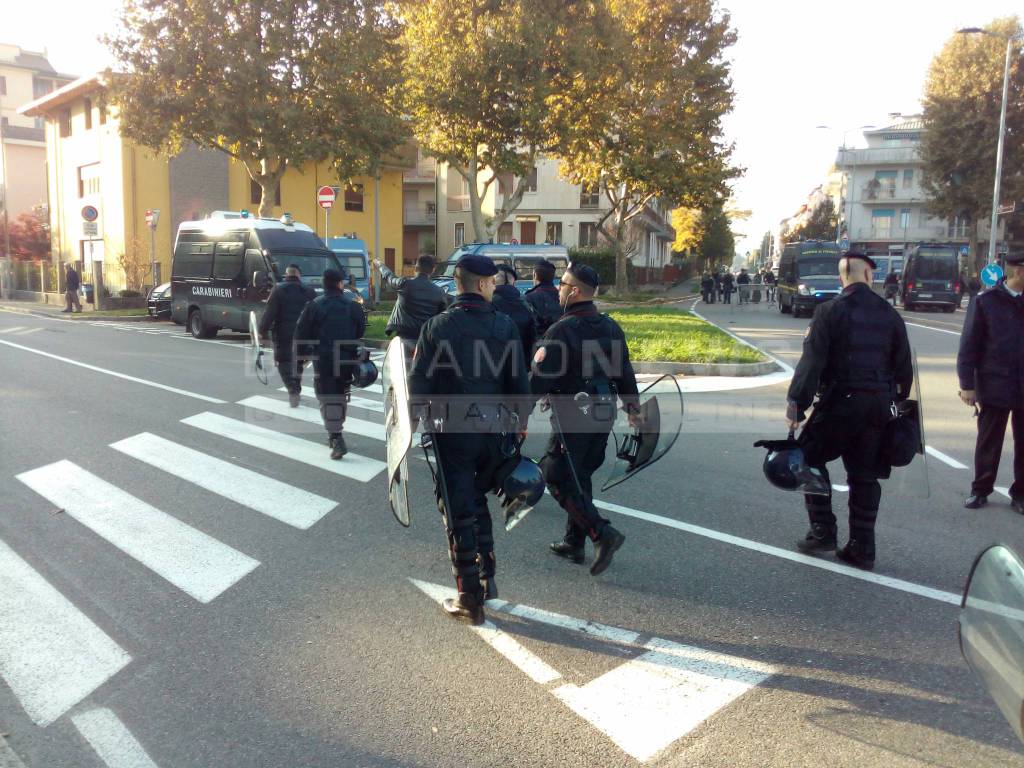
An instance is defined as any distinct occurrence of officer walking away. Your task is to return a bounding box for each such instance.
[722,271,735,304]
[491,264,537,362]
[524,258,563,336]
[958,252,1024,513]
[531,263,637,576]
[374,255,448,351]
[295,269,366,460]
[63,263,82,313]
[701,272,715,303]
[787,249,912,570]
[259,264,316,407]
[763,268,776,303]
[409,253,530,625]
[736,268,751,304]
[713,270,724,302]
[883,268,900,305]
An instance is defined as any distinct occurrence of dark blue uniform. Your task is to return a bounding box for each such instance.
[259,275,316,394]
[491,283,538,363]
[524,283,562,337]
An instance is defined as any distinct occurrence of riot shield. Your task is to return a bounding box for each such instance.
[959,544,1024,743]
[420,430,454,531]
[383,336,413,527]
[249,310,268,385]
[601,375,684,491]
[883,351,929,498]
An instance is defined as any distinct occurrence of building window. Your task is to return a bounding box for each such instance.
[98,102,107,125]
[902,169,913,189]
[59,109,72,138]
[78,164,101,197]
[0,76,5,96]
[32,78,54,98]
[454,223,465,247]
[579,222,599,247]
[344,183,364,212]
[249,179,281,207]
[545,221,562,244]
[524,167,538,193]
[949,213,971,238]
[497,221,513,242]
[1,117,7,130]
[580,183,601,208]
[84,98,92,130]
[899,209,911,229]
[872,209,894,238]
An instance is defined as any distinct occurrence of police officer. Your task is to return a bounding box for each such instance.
[957,252,1024,513]
[409,253,530,625]
[700,272,715,303]
[259,264,316,407]
[491,264,537,362]
[524,259,563,336]
[374,255,448,350]
[787,249,912,570]
[530,262,637,576]
[295,269,367,460]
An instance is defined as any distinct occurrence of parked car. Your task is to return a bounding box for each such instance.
[432,243,569,296]
[325,236,371,301]
[147,282,172,318]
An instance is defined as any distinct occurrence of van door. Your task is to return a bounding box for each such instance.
[211,237,247,330]
[242,248,273,322]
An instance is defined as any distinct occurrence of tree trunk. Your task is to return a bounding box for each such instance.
[466,157,490,242]
[612,209,630,296]
[969,212,982,274]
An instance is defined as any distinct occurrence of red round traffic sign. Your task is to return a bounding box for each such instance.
[317,186,336,209]
[81,205,99,222]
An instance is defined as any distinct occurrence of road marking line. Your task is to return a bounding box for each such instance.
[182,412,386,482]
[409,579,561,684]
[17,460,260,603]
[111,432,336,530]
[904,321,961,336]
[238,395,386,441]
[490,602,641,646]
[592,498,961,605]
[0,338,226,403]
[11,327,43,335]
[72,708,160,768]
[0,536,131,727]
[926,445,968,469]
[283,387,385,413]
[995,486,1011,499]
[0,326,26,333]
[168,335,246,348]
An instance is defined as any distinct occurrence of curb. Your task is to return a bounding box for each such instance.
[635,359,780,377]
[0,303,159,323]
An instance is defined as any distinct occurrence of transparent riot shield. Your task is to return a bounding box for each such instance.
[383,336,413,527]
[601,375,684,492]
[959,544,1024,743]
[883,351,929,498]
[248,310,268,385]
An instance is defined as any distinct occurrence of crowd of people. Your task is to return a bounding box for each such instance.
[700,266,776,304]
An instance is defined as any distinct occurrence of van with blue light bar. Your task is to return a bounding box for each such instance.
[777,240,843,318]
[901,244,961,312]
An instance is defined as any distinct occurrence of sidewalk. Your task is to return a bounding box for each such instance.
[0,300,155,322]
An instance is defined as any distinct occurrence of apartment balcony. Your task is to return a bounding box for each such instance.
[404,159,437,185]
[837,146,920,167]
[858,185,920,204]
[404,203,437,226]
[851,225,963,242]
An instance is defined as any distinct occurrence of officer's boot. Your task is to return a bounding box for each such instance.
[591,524,626,576]
[478,552,498,601]
[329,432,347,460]
[442,589,485,626]
[549,509,585,564]
[838,505,877,570]
[796,492,837,554]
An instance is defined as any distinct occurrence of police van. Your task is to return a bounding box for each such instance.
[777,240,843,318]
[170,211,348,338]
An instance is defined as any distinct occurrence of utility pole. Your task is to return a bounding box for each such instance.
[0,88,11,298]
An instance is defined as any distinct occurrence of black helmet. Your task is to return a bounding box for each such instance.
[753,434,829,496]
[352,359,379,389]
[493,455,545,530]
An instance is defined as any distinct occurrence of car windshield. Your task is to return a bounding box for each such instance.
[514,256,568,278]
[333,253,367,279]
[266,250,342,286]
[798,256,841,278]
[915,250,958,279]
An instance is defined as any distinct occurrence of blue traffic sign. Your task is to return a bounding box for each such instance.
[960,245,970,256]
[81,205,99,222]
[840,238,850,250]
[981,263,1004,287]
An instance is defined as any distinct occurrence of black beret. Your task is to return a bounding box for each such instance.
[456,253,498,277]
[842,249,877,270]
[535,258,555,271]
[322,268,344,286]
[566,262,599,289]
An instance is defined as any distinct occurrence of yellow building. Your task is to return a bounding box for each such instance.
[19,73,409,295]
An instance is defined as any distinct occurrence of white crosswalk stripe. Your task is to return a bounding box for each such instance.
[110,432,337,529]
[182,411,387,481]
[277,386,385,413]
[238,395,386,441]
[16,460,261,603]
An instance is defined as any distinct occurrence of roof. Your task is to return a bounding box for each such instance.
[18,73,106,117]
[1,124,44,143]
[0,46,76,79]
[867,116,924,134]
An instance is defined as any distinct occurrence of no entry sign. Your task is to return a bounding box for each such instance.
[317,186,336,209]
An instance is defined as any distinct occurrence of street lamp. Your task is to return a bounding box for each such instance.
[957,26,1024,264]
[816,124,876,243]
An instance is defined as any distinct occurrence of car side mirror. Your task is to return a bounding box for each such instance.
[253,270,267,288]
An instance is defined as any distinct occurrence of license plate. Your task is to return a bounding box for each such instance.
[918,293,933,298]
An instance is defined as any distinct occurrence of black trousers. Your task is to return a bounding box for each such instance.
[313,372,349,436]
[972,405,1024,499]
[723,289,732,304]
[275,349,304,394]
[702,288,714,303]
[435,433,502,593]
[541,426,611,546]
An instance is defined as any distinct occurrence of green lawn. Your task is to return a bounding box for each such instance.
[608,307,765,364]
[364,312,388,340]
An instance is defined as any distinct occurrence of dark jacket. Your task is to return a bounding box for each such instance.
[258,276,315,353]
[957,283,1024,409]
[788,282,913,419]
[295,289,367,378]
[700,275,714,290]
[491,284,537,360]
[524,282,562,336]
[66,268,81,291]
[722,273,735,292]
[737,272,751,285]
[380,264,448,340]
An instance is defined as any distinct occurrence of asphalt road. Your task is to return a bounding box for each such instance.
[0,300,1022,768]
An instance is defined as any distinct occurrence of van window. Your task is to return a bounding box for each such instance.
[244,250,267,282]
[913,250,958,280]
[212,241,246,280]
[173,241,214,279]
[334,253,367,279]
[798,256,840,277]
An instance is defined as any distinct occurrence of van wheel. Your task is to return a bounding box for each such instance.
[188,309,216,339]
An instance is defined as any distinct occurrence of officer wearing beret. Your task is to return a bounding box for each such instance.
[958,252,1024,513]
[787,249,913,570]
[409,252,531,625]
[524,258,563,336]
[530,263,638,575]
[491,264,538,363]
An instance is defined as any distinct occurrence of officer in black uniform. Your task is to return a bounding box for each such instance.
[259,264,316,407]
[787,249,913,570]
[524,258,563,336]
[295,269,367,460]
[530,263,638,576]
[491,264,537,362]
[409,253,530,625]
[374,255,448,349]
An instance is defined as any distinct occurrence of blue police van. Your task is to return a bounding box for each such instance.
[433,243,569,296]
[325,236,371,301]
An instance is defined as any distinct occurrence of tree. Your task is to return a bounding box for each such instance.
[672,208,703,253]
[116,235,150,291]
[921,16,1023,271]
[697,199,734,269]
[107,0,407,217]
[560,0,739,292]
[1,211,50,261]
[792,198,837,242]
[399,0,616,242]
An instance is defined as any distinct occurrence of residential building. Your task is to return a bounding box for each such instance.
[0,44,74,224]
[19,73,410,293]
[435,156,674,271]
[402,146,436,271]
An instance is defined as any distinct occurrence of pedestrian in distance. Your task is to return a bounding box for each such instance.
[700,272,715,303]
[722,271,735,304]
[63,263,82,313]
[491,263,538,363]
[714,270,724,302]
[295,269,367,460]
[409,253,531,625]
[523,258,563,336]
[374,255,448,352]
[787,249,913,570]
[736,268,751,304]
[958,252,1024,514]
[763,268,776,303]
[883,269,900,306]
[259,265,316,407]
[530,262,638,576]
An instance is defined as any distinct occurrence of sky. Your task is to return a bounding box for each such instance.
[3,0,1021,254]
